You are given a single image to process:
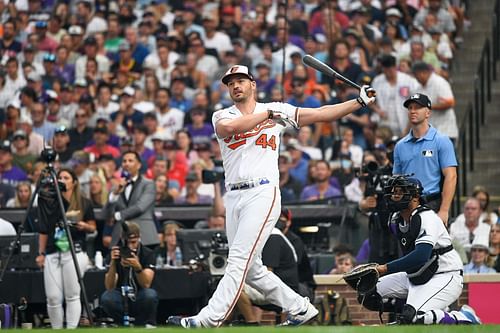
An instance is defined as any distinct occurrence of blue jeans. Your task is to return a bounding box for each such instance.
[100,288,158,325]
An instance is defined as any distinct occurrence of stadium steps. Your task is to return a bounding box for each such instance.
[450,0,500,197]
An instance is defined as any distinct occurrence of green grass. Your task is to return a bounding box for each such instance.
[16,325,499,332]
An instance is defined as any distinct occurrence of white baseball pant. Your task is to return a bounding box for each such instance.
[44,251,90,329]
[194,185,308,327]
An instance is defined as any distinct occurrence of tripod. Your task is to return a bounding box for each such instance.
[33,149,94,327]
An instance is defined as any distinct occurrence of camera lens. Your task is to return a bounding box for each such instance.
[212,255,225,269]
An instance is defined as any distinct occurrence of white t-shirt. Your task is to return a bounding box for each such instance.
[418,72,458,139]
[371,71,419,136]
[212,102,297,186]
[449,215,492,252]
[156,108,185,140]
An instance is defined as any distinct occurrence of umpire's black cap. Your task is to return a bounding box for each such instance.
[403,93,432,109]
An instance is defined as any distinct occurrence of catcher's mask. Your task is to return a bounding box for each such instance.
[383,175,423,212]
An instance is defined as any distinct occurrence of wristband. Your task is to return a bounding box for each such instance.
[267,109,274,119]
[135,268,143,274]
[356,97,366,107]
[38,252,46,256]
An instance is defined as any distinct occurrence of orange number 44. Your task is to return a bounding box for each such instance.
[255,134,277,150]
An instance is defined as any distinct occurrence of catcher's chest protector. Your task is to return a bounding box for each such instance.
[391,206,431,255]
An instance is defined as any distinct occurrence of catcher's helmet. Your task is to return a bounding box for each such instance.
[383,175,423,212]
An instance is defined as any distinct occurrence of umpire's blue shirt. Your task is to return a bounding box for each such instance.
[393,125,457,195]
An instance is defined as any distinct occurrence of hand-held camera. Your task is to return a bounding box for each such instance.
[202,160,224,184]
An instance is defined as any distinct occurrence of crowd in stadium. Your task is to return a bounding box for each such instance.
[0,0,498,328]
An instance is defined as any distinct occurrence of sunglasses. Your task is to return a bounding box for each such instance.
[75,114,87,118]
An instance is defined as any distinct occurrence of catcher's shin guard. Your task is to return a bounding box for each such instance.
[398,304,417,324]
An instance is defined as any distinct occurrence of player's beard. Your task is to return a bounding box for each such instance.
[231,90,249,103]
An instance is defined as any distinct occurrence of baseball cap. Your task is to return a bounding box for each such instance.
[84,36,98,45]
[118,40,131,52]
[185,171,199,182]
[379,54,397,68]
[0,140,11,153]
[286,138,302,151]
[27,71,41,82]
[94,125,109,134]
[46,89,59,101]
[75,78,88,87]
[386,8,402,18]
[13,130,28,140]
[7,100,21,109]
[279,151,292,163]
[164,140,178,150]
[411,61,432,73]
[121,86,135,97]
[54,125,68,135]
[68,25,83,35]
[403,93,432,109]
[221,65,255,85]
[120,136,134,146]
[35,20,48,29]
[43,53,56,62]
[151,132,165,141]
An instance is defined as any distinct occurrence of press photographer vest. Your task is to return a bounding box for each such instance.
[390,205,453,285]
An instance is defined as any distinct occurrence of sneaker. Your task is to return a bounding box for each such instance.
[145,324,157,329]
[460,305,481,324]
[166,316,199,328]
[279,300,319,326]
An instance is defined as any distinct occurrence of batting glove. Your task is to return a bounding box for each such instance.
[267,109,299,129]
[357,85,376,107]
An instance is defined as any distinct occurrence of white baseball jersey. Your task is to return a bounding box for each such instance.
[156,107,185,140]
[407,209,463,273]
[212,102,297,186]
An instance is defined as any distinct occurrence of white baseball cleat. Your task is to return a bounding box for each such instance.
[279,299,319,326]
[460,305,482,324]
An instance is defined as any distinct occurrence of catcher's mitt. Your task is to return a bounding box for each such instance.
[343,263,379,295]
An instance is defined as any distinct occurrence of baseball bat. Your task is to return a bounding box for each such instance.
[302,54,361,90]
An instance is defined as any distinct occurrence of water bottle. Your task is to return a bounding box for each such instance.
[95,251,104,269]
[156,254,164,269]
[175,247,182,267]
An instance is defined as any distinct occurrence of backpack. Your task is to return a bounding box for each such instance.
[327,290,351,325]
[0,303,16,329]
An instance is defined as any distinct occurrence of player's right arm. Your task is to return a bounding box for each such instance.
[214,110,269,138]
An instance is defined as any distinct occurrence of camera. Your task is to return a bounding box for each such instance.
[119,245,134,259]
[40,146,57,164]
[354,161,392,210]
[208,232,228,276]
[202,160,224,184]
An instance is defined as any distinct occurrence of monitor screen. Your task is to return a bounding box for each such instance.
[0,233,39,271]
[176,229,225,264]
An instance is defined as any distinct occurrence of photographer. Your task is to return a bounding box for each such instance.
[101,222,158,327]
[35,168,93,328]
[358,151,399,264]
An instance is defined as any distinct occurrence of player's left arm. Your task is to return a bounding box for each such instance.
[439,166,457,226]
[298,86,375,127]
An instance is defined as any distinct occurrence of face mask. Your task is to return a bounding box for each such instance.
[341,159,352,169]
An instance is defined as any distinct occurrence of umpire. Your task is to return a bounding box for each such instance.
[392,93,457,225]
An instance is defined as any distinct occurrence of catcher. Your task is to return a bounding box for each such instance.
[344,175,481,325]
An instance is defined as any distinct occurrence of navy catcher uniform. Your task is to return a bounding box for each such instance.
[361,175,481,325]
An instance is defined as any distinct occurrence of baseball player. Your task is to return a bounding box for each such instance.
[360,175,481,325]
[167,65,376,327]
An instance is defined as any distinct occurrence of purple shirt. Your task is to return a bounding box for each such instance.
[186,124,214,142]
[300,184,342,201]
[174,194,213,205]
[0,166,28,187]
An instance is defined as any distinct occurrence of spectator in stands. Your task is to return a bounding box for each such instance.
[89,173,108,208]
[155,174,174,206]
[84,125,120,159]
[101,222,158,327]
[186,107,214,144]
[175,171,212,205]
[279,151,303,204]
[6,181,32,208]
[11,129,37,174]
[102,151,158,247]
[300,160,342,201]
[464,235,496,274]
[155,87,185,140]
[4,57,26,102]
[155,223,183,267]
[0,140,28,187]
[190,38,219,82]
[52,126,73,163]
[132,125,155,163]
[31,102,56,142]
[286,139,309,187]
[488,224,500,272]
[472,186,498,225]
[67,151,94,198]
[393,93,457,224]
[414,0,456,39]
[371,54,419,137]
[329,253,356,274]
[68,109,93,152]
[296,126,322,161]
[412,61,458,142]
[450,198,491,253]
